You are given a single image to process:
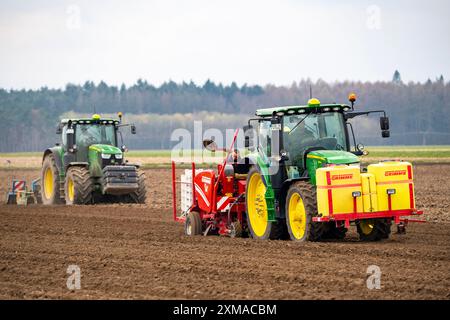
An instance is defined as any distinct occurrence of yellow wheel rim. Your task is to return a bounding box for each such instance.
[288,192,307,240]
[67,177,75,202]
[360,220,374,235]
[247,172,268,237]
[44,167,53,199]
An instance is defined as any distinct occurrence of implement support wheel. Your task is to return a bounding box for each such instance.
[357,219,391,241]
[185,211,202,236]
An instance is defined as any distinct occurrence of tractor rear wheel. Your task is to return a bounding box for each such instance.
[41,154,63,205]
[285,181,326,241]
[64,166,93,205]
[185,211,202,236]
[129,170,147,204]
[357,219,391,241]
[245,167,281,240]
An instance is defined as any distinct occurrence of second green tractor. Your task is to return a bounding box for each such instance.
[41,113,146,205]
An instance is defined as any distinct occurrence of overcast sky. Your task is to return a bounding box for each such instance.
[0,0,449,89]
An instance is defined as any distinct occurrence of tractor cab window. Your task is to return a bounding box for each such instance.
[75,124,116,148]
[258,120,271,157]
[62,125,68,147]
[283,112,348,166]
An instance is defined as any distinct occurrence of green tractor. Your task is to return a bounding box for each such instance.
[240,94,422,241]
[41,113,146,205]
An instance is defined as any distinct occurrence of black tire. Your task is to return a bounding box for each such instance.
[381,220,392,239]
[64,166,93,205]
[129,170,147,204]
[245,166,282,240]
[357,219,391,241]
[285,181,327,241]
[41,154,63,205]
[185,211,202,236]
[322,222,348,240]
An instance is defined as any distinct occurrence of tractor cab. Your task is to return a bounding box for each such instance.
[57,114,137,172]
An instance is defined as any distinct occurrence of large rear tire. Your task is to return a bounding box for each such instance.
[285,181,326,241]
[357,219,391,241]
[64,166,93,205]
[245,167,281,240]
[41,154,63,205]
[129,170,147,204]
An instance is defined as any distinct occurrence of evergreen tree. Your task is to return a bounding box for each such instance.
[392,70,402,84]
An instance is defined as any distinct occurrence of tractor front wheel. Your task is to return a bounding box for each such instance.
[129,170,147,204]
[64,166,93,205]
[357,219,391,241]
[245,167,281,240]
[285,181,326,241]
[41,154,63,205]
[185,211,202,236]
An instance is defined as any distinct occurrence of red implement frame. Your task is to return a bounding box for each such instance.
[313,209,424,228]
[171,161,196,222]
[171,128,240,223]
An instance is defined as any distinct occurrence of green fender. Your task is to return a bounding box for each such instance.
[245,153,276,222]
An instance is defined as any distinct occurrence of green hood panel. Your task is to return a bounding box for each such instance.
[307,150,359,164]
[306,150,359,185]
[89,144,122,155]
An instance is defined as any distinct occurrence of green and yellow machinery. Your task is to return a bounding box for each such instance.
[174,94,423,241]
[41,113,146,205]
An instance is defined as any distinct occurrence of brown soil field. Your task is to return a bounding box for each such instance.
[0,164,449,300]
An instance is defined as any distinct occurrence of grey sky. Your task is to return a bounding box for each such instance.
[0,0,449,89]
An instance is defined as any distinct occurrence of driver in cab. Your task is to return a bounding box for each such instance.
[284,120,316,145]
[78,126,96,146]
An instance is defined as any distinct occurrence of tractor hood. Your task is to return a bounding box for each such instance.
[89,144,122,155]
[306,150,359,185]
[307,150,359,165]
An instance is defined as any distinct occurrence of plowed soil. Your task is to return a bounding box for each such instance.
[0,165,449,300]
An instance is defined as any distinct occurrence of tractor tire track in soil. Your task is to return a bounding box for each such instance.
[0,165,449,299]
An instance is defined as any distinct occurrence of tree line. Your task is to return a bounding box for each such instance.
[0,73,449,152]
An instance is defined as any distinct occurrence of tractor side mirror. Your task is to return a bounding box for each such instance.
[56,124,63,134]
[202,138,218,152]
[380,116,390,138]
[66,128,75,152]
[380,116,389,130]
[131,125,137,134]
